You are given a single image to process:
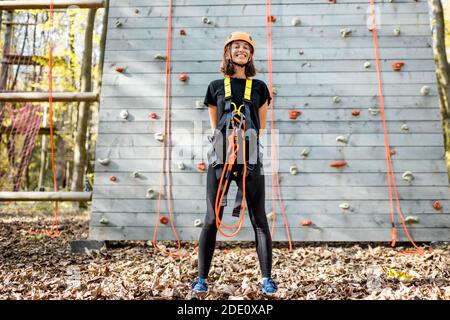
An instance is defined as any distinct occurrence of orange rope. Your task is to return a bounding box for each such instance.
[369,0,426,255]
[152,0,186,258]
[265,0,292,250]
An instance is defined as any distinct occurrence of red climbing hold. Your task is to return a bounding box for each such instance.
[391,61,405,71]
[179,73,188,81]
[351,110,360,116]
[433,201,442,210]
[289,110,301,119]
[267,15,276,22]
[197,162,206,171]
[149,112,158,119]
[160,216,169,224]
[301,220,312,226]
[115,66,125,73]
[330,161,347,167]
[109,176,117,182]
[180,29,187,36]
[329,0,336,3]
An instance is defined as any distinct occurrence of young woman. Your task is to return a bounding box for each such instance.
[191,32,277,296]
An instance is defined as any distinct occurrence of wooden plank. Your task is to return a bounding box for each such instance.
[0,192,92,201]
[92,199,450,215]
[94,146,446,160]
[95,133,445,148]
[0,92,99,102]
[89,226,450,241]
[0,0,106,9]
[92,172,449,187]
[92,186,450,200]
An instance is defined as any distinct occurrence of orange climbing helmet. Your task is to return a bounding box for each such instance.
[224,31,255,54]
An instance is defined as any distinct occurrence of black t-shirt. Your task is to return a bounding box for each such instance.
[203,77,272,131]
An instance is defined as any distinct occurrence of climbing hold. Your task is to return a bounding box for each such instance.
[390,148,396,156]
[195,100,204,109]
[368,25,375,32]
[329,0,336,3]
[391,61,405,71]
[132,171,139,178]
[364,61,371,69]
[339,203,350,210]
[289,110,301,119]
[291,17,301,26]
[351,109,360,116]
[330,161,347,168]
[368,107,380,115]
[202,16,212,24]
[194,219,203,227]
[289,165,298,175]
[146,188,156,199]
[336,136,348,144]
[402,171,415,183]
[393,27,401,36]
[159,216,169,225]
[99,217,109,225]
[272,87,278,95]
[115,20,122,28]
[433,201,442,210]
[109,176,117,182]
[134,8,139,14]
[179,73,188,81]
[301,148,310,157]
[267,15,276,22]
[197,162,206,172]
[420,86,430,96]
[404,216,419,224]
[266,211,274,219]
[154,132,164,142]
[149,112,158,119]
[178,162,185,170]
[401,124,409,132]
[301,220,312,227]
[180,29,187,36]
[98,158,110,166]
[120,110,129,120]
[333,96,341,103]
[115,66,125,73]
[154,53,167,61]
[340,28,352,38]
[278,176,282,184]
[298,49,304,55]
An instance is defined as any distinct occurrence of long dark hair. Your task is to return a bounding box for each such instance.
[220,43,256,78]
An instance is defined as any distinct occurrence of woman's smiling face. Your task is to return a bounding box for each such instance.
[230,40,252,64]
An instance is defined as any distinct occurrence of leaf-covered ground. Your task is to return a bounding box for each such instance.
[1,204,449,300]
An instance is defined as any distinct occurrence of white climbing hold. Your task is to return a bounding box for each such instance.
[266,211,274,219]
[146,188,156,199]
[154,132,164,142]
[333,96,341,103]
[272,87,278,95]
[99,217,109,225]
[405,216,419,224]
[401,124,409,132]
[289,165,298,175]
[120,110,129,120]
[393,27,401,36]
[154,53,167,61]
[195,100,204,109]
[340,28,352,38]
[336,136,348,144]
[115,20,122,28]
[202,16,212,24]
[364,61,371,69]
[291,17,301,26]
[98,158,110,166]
[132,171,140,178]
[178,162,185,170]
[339,203,350,210]
[368,107,380,116]
[421,86,430,96]
[301,148,310,157]
[298,49,304,55]
[402,171,415,183]
[194,219,203,227]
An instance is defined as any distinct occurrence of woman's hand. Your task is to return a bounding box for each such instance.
[208,104,218,133]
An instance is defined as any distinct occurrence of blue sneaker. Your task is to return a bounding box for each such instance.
[192,277,208,294]
[260,278,278,295]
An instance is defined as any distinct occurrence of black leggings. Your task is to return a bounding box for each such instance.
[198,163,272,278]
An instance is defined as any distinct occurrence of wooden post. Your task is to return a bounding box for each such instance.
[0,191,92,201]
[0,92,98,102]
[0,0,105,10]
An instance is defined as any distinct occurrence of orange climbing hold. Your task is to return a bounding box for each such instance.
[289,110,301,119]
[330,161,347,167]
[149,112,158,119]
[115,66,125,73]
[391,61,405,71]
[267,15,276,22]
[351,109,360,116]
[179,73,188,81]
[109,176,117,182]
[159,216,169,224]
[301,220,312,226]
[433,201,442,210]
[197,162,206,171]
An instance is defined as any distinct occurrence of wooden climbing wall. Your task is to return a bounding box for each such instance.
[91,0,450,242]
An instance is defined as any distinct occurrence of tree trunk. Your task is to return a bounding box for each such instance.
[0,11,13,94]
[71,8,96,196]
